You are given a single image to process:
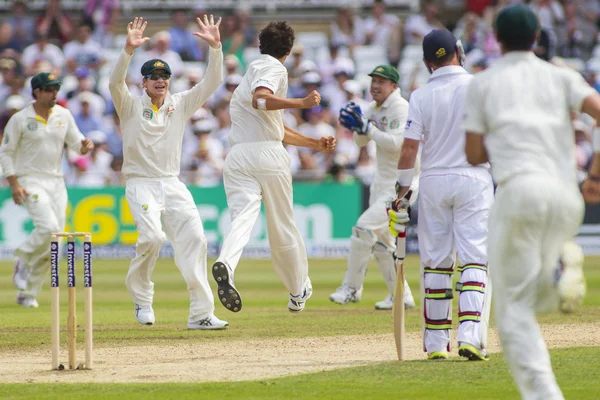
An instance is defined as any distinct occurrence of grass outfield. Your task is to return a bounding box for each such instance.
[0,255,599,398]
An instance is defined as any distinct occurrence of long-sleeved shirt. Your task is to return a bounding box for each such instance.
[0,102,85,178]
[108,45,223,179]
[362,89,409,187]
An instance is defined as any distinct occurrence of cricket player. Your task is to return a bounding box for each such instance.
[2,72,93,308]
[109,17,228,329]
[330,65,416,310]
[211,21,336,314]
[464,5,599,398]
[389,30,493,361]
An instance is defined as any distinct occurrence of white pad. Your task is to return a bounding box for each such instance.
[457,265,489,350]
[343,226,376,289]
[373,242,397,295]
[423,268,453,353]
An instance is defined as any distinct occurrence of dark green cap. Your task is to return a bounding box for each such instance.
[31,72,61,90]
[495,4,540,46]
[140,59,172,76]
[368,65,399,84]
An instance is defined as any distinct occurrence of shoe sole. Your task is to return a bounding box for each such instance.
[458,346,489,361]
[188,324,229,330]
[428,352,448,360]
[212,262,242,312]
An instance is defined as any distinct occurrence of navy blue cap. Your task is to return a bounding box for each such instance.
[423,29,458,62]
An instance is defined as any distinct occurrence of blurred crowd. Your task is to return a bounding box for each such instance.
[0,0,598,187]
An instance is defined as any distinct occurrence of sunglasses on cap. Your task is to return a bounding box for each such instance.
[40,84,60,92]
[144,73,171,81]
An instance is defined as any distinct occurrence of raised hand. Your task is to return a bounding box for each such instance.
[125,17,150,53]
[194,14,222,49]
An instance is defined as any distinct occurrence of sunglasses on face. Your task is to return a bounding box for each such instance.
[40,85,60,92]
[144,73,171,81]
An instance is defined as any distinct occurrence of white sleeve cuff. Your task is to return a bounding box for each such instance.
[396,168,414,186]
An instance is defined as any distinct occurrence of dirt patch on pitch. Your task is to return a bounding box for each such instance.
[1,323,598,383]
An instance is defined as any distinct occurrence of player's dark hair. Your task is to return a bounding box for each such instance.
[429,51,456,68]
[259,21,295,59]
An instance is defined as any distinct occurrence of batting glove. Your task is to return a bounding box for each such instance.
[339,102,371,135]
[387,197,410,238]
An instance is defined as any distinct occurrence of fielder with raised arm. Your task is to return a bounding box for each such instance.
[464,5,599,398]
[109,16,228,329]
[390,30,493,361]
[1,72,93,308]
[211,21,335,314]
[331,65,416,310]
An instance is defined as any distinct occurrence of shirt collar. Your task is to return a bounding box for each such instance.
[379,88,401,109]
[429,65,468,81]
[143,90,172,110]
[259,54,284,65]
[497,51,537,64]
[25,101,54,119]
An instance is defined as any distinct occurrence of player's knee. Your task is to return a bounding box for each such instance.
[38,220,62,241]
[351,226,376,247]
[188,227,207,250]
[140,229,164,250]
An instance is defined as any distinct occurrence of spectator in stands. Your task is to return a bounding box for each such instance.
[108,156,124,186]
[0,58,26,102]
[0,0,35,53]
[36,0,74,46]
[21,33,65,77]
[327,155,355,184]
[74,92,104,135]
[404,1,443,45]
[0,94,25,137]
[330,7,363,52]
[213,99,232,154]
[63,18,104,75]
[322,58,355,118]
[453,12,484,54]
[221,14,246,71]
[298,105,336,172]
[364,0,402,65]
[558,2,597,60]
[169,9,204,62]
[76,130,114,187]
[66,67,106,116]
[352,146,376,185]
[236,4,258,48]
[189,119,224,187]
[104,109,123,157]
[574,120,593,180]
[83,0,121,48]
[287,44,306,86]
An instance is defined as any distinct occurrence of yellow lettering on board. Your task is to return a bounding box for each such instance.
[119,196,139,245]
[73,194,118,244]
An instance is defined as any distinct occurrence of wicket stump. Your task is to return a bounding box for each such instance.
[50,232,93,370]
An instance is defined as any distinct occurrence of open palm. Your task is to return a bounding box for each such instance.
[194,14,222,48]
[126,17,150,50]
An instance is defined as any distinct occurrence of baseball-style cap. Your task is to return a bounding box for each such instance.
[141,59,172,76]
[368,65,399,84]
[495,4,539,46]
[423,29,458,62]
[31,72,62,90]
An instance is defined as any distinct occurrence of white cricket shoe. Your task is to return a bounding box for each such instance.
[134,303,155,325]
[558,241,586,314]
[212,261,242,312]
[374,291,416,310]
[188,314,229,330]
[329,285,363,305]
[12,258,27,291]
[16,294,38,308]
[288,278,313,313]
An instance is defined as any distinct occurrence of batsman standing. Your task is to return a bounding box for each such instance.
[1,72,93,308]
[390,30,493,360]
[212,21,335,314]
[109,17,228,329]
[464,5,598,398]
[330,65,416,310]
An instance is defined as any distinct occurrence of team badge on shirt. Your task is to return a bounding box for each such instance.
[27,121,38,131]
[167,105,175,117]
[142,204,149,212]
[390,119,400,129]
[142,109,153,121]
[381,116,388,126]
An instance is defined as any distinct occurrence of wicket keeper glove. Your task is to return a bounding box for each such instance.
[387,197,410,237]
[339,102,371,135]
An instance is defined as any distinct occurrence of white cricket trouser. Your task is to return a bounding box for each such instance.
[217,141,308,296]
[15,175,67,298]
[417,168,493,354]
[489,174,583,400]
[125,177,215,322]
[342,181,398,293]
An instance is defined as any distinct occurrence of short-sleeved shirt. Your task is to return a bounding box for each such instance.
[228,55,288,145]
[404,65,486,174]
[463,51,596,186]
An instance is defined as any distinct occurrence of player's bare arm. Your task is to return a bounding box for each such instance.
[580,92,600,203]
[252,87,320,110]
[282,124,335,152]
[465,132,489,165]
[395,138,420,198]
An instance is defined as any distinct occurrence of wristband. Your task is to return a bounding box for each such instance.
[396,168,414,187]
[257,98,267,110]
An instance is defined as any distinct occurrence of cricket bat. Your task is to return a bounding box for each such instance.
[393,233,407,361]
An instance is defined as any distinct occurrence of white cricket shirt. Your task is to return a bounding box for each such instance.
[0,102,85,178]
[404,65,489,177]
[463,52,596,186]
[228,55,288,145]
[109,46,223,179]
[364,88,409,186]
